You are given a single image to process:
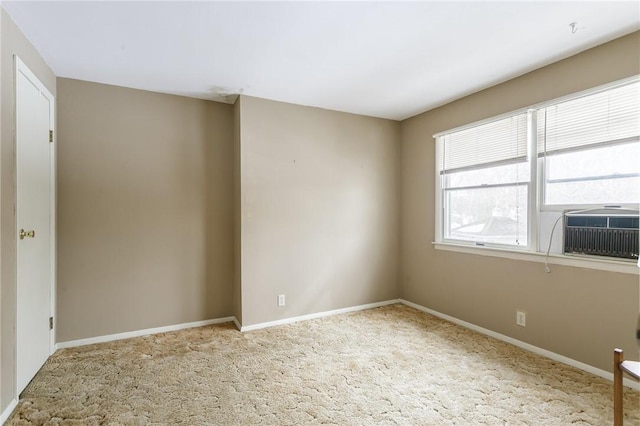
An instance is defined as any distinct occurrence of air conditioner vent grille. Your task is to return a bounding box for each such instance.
[563,210,639,260]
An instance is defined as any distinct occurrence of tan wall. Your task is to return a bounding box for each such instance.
[238,96,400,326]
[233,98,242,323]
[56,78,235,342]
[0,7,3,411]
[400,31,640,372]
[0,7,3,410]
[1,7,57,412]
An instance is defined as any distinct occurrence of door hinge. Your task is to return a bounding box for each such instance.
[49,317,53,330]
[49,130,53,143]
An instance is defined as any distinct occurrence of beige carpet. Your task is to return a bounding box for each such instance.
[7,304,640,425]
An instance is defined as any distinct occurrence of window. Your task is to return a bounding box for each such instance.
[538,82,640,207]
[435,77,639,254]
[438,114,529,247]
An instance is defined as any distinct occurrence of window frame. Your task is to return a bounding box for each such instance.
[535,77,640,212]
[435,107,537,252]
[440,171,532,249]
[434,75,640,264]
[537,139,640,212]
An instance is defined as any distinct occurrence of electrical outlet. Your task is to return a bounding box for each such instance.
[516,310,526,327]
[278,294,285,307]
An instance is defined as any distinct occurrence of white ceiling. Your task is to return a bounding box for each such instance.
[2,1,639,120]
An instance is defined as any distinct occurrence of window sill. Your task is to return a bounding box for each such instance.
[433,242,639,275]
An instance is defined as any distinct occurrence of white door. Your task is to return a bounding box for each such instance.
[16,57,55,394]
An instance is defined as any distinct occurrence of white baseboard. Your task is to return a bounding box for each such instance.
[1,399,18,425]
[240,299,401,332]
[57,316,236,349]
[50,299,638,391]
[232,317,242,331]
[399,299,640,391]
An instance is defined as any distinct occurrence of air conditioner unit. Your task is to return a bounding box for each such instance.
[563,208,639,260]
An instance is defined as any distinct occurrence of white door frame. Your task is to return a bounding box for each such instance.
[14,55,57,393]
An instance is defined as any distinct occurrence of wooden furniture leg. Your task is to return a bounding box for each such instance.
[614,348,624,426]
[614,348,640,426]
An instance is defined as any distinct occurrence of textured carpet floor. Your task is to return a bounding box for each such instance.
[7,304,640,425]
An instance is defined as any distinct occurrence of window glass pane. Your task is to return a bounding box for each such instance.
[545,142,640,205]
[447,161,529,188]
[545,176,639,205]
[445,185,528,246]
[546,141,638,179]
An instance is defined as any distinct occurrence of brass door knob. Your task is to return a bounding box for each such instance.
[19,229,35,240]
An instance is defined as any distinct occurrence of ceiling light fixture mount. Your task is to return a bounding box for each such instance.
[569,22,579,34]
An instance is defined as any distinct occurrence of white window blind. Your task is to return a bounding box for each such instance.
[538,81,640,154]
[442,113,528,173]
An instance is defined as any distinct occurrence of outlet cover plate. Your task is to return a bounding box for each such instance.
[516,310,526,327]
[278,294,285,307]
